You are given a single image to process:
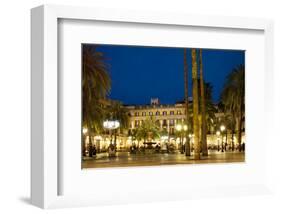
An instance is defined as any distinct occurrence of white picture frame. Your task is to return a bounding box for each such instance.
[31,4,274,209]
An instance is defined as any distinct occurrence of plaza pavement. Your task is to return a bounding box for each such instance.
[82,150,245,169]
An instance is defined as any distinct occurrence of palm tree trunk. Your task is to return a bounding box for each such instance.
[184,49,191,156]
[191,49,200,160]
[231,130,234,151]
[199,49,208,156]
[114,129,117,150]
[82,135,86,157]
[225,131,228,151]
[86,121,93,157]
[198,114,202,150]
[88,131,93,157]
[237,111,243,151]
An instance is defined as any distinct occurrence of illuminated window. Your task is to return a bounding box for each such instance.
[142,112,146,116]
[163,111,167,115]
[149,112,153,116]
[156,111,160,116]
[170,111,174,115]
[170,119,174,125]
[135,120,139,127]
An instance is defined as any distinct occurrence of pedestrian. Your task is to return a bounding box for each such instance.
[242,142,245,152]
[88,144,93,157]
[108,143,116,157]
[92,144,97,156]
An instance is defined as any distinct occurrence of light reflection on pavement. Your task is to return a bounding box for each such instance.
[82,151,245,169]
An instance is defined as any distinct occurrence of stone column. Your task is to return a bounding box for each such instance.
[131,121,134,129]
[167,119,170,134]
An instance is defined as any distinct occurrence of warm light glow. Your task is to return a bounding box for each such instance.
[94,135,102,141]
[176,124,182,131]
[216,131,220,136]
[220,125,226,132]
[189,134,192,138]
[161,135,168,140]
[183,125,188,131]
[82,128,88,134]
[103,120,120,130]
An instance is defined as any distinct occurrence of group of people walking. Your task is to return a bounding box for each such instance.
[84,141,245,158]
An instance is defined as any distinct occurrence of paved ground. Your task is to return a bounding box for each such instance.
[82,151,245,169]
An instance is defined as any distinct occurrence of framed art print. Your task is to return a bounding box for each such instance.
[31,5,274,209]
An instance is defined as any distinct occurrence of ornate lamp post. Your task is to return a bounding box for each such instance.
[82,128,88,157]
[176,124,188,154]
[82,128,88,135]
[216,131,220,152]
[176,124,183,153]
[103,120,120,130]
[220,125,226,152]
[183,125,188,154]
[188,133,193,151]
[103,120,120,155]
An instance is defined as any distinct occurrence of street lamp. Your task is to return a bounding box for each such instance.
[82,127,88,135]
[176,124,182,132]
[220,125,225,132]
[220,125,226,152]
[82,127,88,157]
[175,124,183,153]
[103,120,120,156]
[216,131,220,152]
[176,124,188,154]
[188,133,193,152]
[103,120,120,130]
[183,125,188,154]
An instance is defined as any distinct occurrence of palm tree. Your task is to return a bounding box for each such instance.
[107,101,129,149]
[183,49,191,156]
[82,45,111,157]
[190,82,216,136]
[129,129,140,148]
[191,49,200,160]
[199,49,208,156]
[203,83,217,134]
[221,65,245,151]
[136,117,160,143]
[224,113,236,151]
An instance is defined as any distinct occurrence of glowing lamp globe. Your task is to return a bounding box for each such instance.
[103,120,120,130]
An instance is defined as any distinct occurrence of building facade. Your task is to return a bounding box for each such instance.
[126,101,188,136]
[84,98,245,153]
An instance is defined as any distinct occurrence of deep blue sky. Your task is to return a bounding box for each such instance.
[92,45,244,105]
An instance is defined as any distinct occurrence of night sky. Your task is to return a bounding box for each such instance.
[92,44,244,105]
